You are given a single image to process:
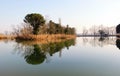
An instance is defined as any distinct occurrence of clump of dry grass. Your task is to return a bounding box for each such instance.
[0,34,7,39]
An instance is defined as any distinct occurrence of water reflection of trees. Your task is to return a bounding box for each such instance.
[13,39,76,65]
[116,38,120,50]
[82,37,116,47]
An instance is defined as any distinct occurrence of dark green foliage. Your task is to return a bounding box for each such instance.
[16,39,76,65]
[116,39,120,49]
[64,25,76,35]
[116,24,120,34]
[64,39,76,49]
[25,44,46,65]
[24,13,45,35]
[116,24,120,37]
[99,37,105,41]
[64,25,69,34]
[47,20,76,35]
[23,13,76,35]
[98,30,108,37]
[48,20,56,34]
[99,30,105,35]
[43,39,76,56]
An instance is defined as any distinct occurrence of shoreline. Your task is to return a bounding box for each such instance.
[0,34,76,41]
[15,34,76,41]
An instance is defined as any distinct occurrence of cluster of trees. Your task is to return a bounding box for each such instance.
[39,20,76,35]
[16,13,76,36]
[116,24,120,34]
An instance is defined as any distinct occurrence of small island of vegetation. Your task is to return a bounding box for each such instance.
[14,13,76,41]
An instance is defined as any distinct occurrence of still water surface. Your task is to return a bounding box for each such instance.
[0,37,120,76]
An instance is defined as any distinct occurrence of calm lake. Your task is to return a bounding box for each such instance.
[0,37,120,76]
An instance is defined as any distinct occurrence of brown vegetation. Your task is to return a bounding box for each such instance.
[15,34,76,41]
[16,36,76,45]
[0,34,7,39]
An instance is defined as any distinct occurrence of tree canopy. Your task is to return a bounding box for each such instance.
[22,13,76,35]
[24,13,45,35]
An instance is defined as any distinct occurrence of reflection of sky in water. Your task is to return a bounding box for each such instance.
[0,38,120,76]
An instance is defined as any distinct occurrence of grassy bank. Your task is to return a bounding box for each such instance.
[16,37,76,45]
[15,34,76,41]
[0,35,7,39]
[0,34,15,40]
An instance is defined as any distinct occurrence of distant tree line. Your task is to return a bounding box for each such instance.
[82,25,115,35]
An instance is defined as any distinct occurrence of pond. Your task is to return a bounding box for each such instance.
[0,37,120,76]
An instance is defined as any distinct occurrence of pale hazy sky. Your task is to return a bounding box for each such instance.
[1,0,120,33]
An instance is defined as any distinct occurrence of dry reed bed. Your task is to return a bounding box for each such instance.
[0,35,16,40]
[0,35,7,39]
[16,34,76,41]
[0,34,76,42]
[16,38,76,45]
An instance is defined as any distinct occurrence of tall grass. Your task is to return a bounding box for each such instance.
[0,34,7,39]
[15,34,76,41]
